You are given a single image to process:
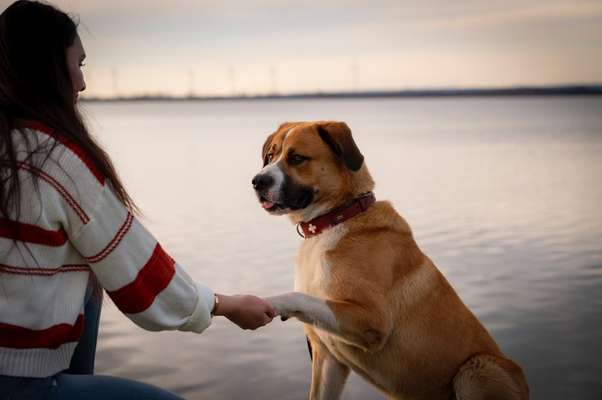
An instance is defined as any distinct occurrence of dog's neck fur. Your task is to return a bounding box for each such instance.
[288,163,375,225]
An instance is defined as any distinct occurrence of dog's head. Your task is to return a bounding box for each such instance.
[252,121,374,223]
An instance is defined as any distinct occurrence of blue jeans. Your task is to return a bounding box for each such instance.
[0,279,183,400]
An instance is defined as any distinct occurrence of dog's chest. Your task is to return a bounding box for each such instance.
[294,225,347,296]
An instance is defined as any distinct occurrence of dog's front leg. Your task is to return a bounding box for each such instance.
[308,333,350,400]
[267,292,390,353]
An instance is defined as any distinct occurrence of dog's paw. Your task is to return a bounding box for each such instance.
[280,310,303,322]
[266,293,298,322]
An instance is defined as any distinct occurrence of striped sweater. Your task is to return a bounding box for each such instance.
[0,122,214,377]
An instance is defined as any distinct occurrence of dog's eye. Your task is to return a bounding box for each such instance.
[263,153,275,166]
[288,154,308,166]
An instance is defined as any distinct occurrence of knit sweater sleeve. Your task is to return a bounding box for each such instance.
[51,151,214,334]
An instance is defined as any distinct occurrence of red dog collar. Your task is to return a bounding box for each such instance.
[297,192,376,239]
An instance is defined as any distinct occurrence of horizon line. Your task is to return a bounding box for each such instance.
[81,84,602,102]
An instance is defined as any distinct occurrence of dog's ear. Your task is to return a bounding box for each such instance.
[317,122,364,171]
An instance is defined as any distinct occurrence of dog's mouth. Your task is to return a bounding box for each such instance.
[258,191,313,214]
[259,195,290,214]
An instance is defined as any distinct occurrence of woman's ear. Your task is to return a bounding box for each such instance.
[316,122,364,171]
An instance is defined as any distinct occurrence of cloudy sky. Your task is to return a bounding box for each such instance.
[11,0,602,97]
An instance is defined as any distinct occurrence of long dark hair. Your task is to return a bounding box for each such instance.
[0,0,136,220]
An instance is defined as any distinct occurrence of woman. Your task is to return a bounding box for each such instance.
[0,1,276,398]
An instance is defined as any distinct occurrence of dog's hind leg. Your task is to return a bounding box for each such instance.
[453,354,529,400]
[308,334,350,400]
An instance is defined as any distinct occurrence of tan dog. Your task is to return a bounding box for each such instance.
[253,121,529,400]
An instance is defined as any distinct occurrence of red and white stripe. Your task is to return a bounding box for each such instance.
[23,121,106,184]
[17,162,90,224]
[85,211,134,263]
[107,243,176,314]
[0,218,68,246]
[0,315,85,350]
[0,263,90,276]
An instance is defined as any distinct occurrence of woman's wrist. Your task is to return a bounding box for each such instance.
[210,293,220,316]
[212,293,231,317]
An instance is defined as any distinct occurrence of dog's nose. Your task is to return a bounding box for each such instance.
[252,174,274,191]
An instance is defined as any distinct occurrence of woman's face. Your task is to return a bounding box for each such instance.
[66,34,86,101]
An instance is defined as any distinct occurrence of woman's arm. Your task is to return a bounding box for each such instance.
[49,150,274,332]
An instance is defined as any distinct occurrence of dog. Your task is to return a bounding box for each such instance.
[254,121,529,400]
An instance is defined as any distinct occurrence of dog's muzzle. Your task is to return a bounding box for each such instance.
[252,172,313,213]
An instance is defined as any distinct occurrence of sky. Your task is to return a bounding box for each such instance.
[5,0,602,97]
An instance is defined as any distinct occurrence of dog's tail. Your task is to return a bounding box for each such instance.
[453,353,529,400]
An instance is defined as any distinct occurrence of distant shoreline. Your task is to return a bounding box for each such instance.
[81,85,602,102]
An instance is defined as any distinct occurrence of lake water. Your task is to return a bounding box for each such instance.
[81,97,602,400]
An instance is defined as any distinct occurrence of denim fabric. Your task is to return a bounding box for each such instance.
[66,279,102,375]
[0,374,183,400]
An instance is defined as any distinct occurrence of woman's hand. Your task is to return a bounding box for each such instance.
[213,294,277,330]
